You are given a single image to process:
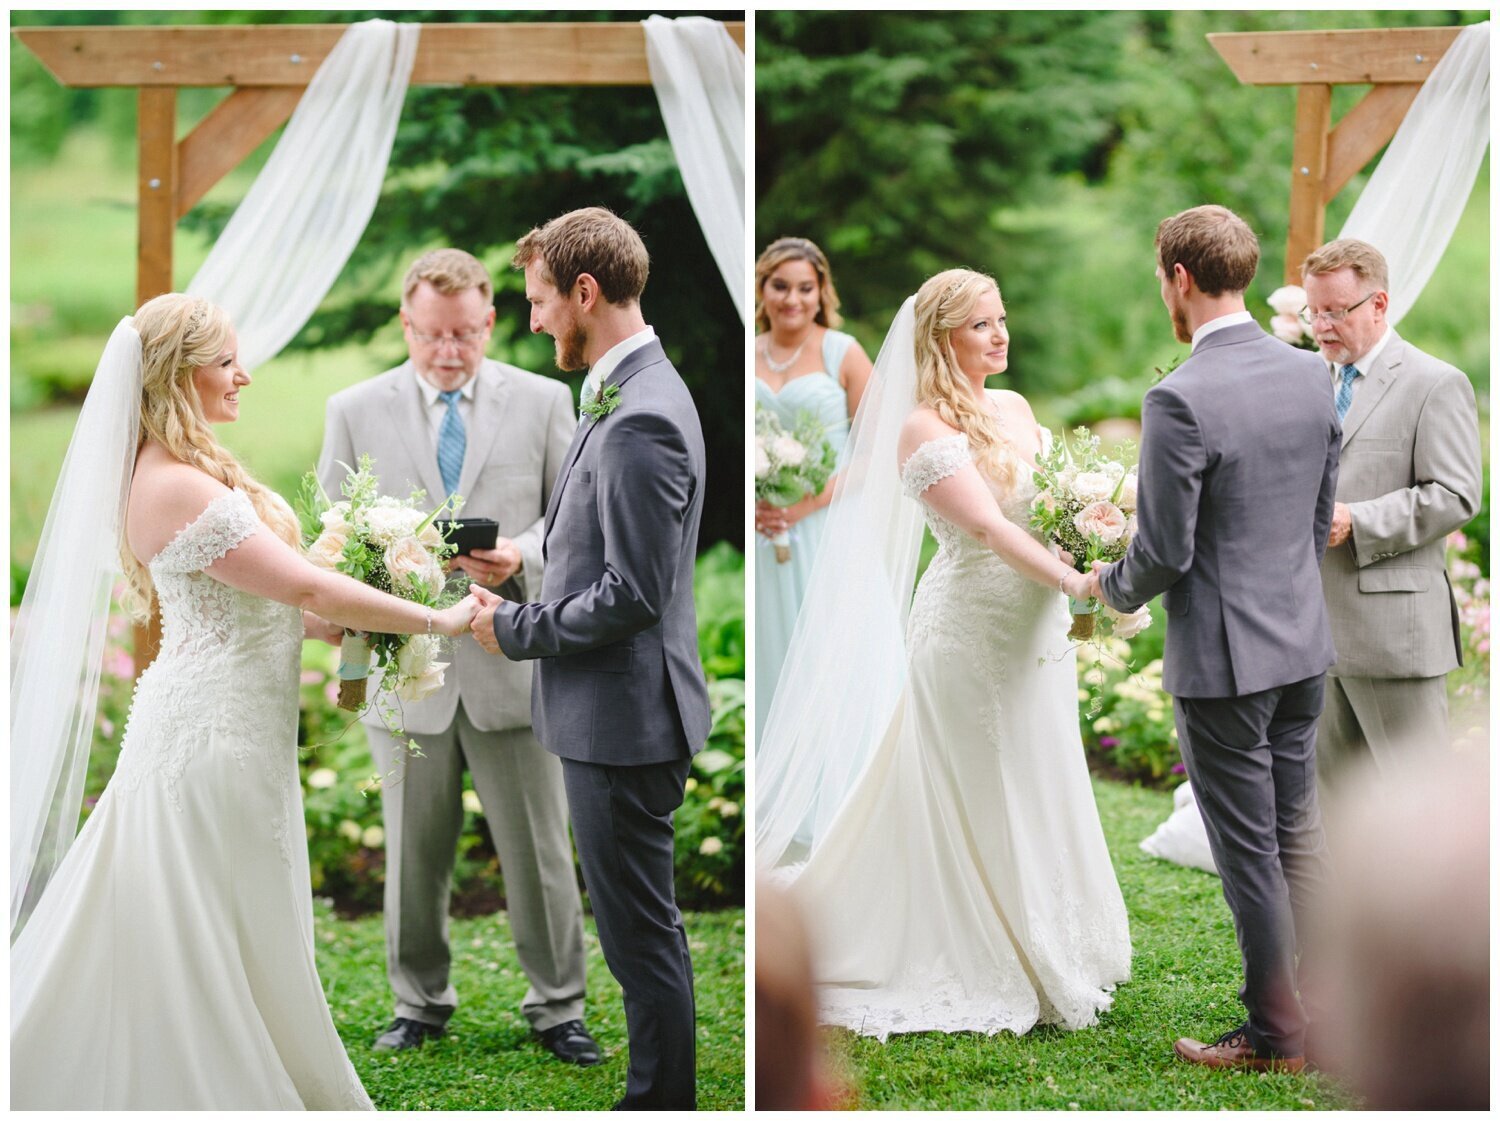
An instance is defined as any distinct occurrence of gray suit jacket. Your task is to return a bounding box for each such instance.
[1321,332,1482,678]
[491,340,712,765]
[1099,321,1341,699]
[317,357,576,735]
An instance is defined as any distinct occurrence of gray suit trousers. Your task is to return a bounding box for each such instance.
[1316,674,1449,790]
[367,706,586,1030]
[1175,675,1331,1058]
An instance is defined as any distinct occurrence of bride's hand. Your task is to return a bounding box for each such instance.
[430,595,481,637]
[1061,571,1093,601]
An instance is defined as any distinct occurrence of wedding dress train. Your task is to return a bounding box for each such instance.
[787,432,1132,1040]
[11,489,372,1109]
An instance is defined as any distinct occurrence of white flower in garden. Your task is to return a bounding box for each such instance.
[338,819,363,843]
[307,767,338,789]
[754,442,772,480]
[1071,470,1115,504]
[684,777,698,793]
[698,836,724,856]
[308,529,348,570]
[362,825,385,848]
[719,801,740,818]
[462,789,483,815]
[1270,313,1306,345]
[386,537,445,596]
[1267,285,1306,317]
[1118,472,1138,512]
[1074,501,1128,544]
[771,434,807,468]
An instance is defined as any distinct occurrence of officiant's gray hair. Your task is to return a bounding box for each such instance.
[401,249,493,305]
[1301,239,1389,294]
[513,207,649,306]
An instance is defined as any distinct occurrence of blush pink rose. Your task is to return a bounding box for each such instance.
[1074,500,1127,544]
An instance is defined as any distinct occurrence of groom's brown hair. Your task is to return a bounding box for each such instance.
[513,207,649,306]
[1155,205,1259,296]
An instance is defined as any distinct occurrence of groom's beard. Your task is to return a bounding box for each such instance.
[554,322,589,372]
[1168,300,1192,345]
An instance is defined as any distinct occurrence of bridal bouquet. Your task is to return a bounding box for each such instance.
[294,456,461,713]
[1030,427,1151,642]
[754,406,837,563]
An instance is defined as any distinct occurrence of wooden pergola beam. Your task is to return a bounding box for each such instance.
[15,22,745,88]
[1209,26,1462,282]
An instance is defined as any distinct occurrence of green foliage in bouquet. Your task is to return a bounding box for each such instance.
[753,406,838,508]
[1029,426,1138,572]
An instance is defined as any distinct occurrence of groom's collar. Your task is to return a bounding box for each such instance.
[1190,310,1254,350]
[587,325,657,393]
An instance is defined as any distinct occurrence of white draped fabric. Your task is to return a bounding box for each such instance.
[644,15,746,320]
[1152,23,1491,875]
[188,20,419,369]
[12,20,416,937]
[1339,21,1490,326]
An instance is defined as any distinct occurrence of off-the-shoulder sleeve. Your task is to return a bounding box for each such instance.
[899,434,972,498]
[150,489,262,574]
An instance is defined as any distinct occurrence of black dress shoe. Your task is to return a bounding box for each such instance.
[373,1017,445,1051]
[535,1019,602,1066]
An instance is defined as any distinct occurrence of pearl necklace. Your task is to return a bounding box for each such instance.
[760,334,811,375]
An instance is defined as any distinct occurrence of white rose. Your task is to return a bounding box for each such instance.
[418,519,445,549]
[1071,471,1115,504]
[396,633,439,678]
[308,529,348,570]
[363,504,412,545]
[1266,284,1306,317]
[320,503,353,535]
[1124,513,1138,540]
[1074,500,1128,544]
[1270,313,1305,345]
[1105,603,1152,641]
[1103,461,1125,481]
[771,434,806,468]
[395,664,448,703]
[385,537,445,596]
[1118,472,1138,512]
[754,444,772,480]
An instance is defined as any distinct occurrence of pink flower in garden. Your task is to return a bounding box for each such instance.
[1171,762,1186,774]
[325,680,341,706]
[300,670,323,686]
[98,717,115,739]
[104,648,135,680]
[1448,531,1468,552]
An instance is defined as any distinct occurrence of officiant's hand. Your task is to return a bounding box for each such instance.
[467,584,505,656]
[453,540,522,587]
[1327,502,1352,548]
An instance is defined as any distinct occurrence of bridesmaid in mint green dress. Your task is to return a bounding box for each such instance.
[753,238,872,743]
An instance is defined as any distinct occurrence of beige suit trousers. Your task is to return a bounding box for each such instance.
[1316,674,1449,788]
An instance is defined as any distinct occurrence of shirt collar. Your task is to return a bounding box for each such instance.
[1338,326,1394,377]
[588,326,656,391]
[1191,310,1255,350]
[414,364,479,407]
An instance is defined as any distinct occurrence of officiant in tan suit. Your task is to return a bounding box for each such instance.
[1300,239,1483,784]
[317,249,599,1065]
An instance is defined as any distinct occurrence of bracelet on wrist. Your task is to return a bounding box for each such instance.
[425,608,433,636]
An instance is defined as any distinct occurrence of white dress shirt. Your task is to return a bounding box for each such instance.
[414,366,477,445]
[1190,309,1255,350]
[1329,326,1394,406]
[586,325,657,398]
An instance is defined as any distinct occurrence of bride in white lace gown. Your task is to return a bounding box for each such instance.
[758,270,1130,1041]
[11,295,479,1109]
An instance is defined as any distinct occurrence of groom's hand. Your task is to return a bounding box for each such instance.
[1085,561,1108,601]
[453,540,522,587]
[467,584,505,656]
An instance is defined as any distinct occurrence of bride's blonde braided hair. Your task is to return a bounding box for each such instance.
[122,294,301,621]
[913,268,1020,494]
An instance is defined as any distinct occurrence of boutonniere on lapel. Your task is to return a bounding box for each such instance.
[581,381,622,424]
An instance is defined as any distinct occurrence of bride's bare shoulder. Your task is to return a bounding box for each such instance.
[898,407,961,462]
[127,449,234,563]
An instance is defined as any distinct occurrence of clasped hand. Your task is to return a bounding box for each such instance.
[466,584,506,656]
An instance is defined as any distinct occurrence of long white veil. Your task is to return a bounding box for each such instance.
[754,297,924,869]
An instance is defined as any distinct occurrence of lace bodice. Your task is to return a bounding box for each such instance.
[900,432,1045,551]
[113,489,304,864]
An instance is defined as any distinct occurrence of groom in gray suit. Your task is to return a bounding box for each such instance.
[469,208,711,1110]
[1300,239,1483,784]
[317,249,597,1064]
[1087,206,1340,1072]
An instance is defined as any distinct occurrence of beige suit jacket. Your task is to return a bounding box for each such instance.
[317,357,576,734]
[1321,332,1482,678]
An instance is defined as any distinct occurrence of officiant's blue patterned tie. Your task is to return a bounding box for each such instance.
[1334,364,1359,424]
[437,389,465,496]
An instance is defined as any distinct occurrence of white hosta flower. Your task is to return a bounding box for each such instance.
[307,767,338,789]
[308,529,349,570]
[754,442,772,479]
[719,801,740,818]
[1075,500,1127,544]
[698,836,724,856]
[386,537,444,597]
[337,819,363,843]
[361,825,385,848]
[771,434,807,468]
[1270,313,1305,345]
[1267,284,1306,317]
[1071,470,1115,504]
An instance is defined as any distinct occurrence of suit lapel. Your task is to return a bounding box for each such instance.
[1340,334,1404,448]
[543,340,669,535]
[457,360,510,499]
[388,364,449,503]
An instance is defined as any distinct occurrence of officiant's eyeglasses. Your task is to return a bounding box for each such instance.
[409,328,489,349]
[1298,291,1375,327]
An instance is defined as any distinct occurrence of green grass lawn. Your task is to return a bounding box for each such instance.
[314,904,744,1111]
[819,778,1356,1111]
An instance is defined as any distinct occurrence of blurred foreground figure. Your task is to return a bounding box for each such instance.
[755,879,840,1110]
[1311,732,1488,1109]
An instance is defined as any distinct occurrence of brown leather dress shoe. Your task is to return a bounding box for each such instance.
[1174,1025,1305,1073]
